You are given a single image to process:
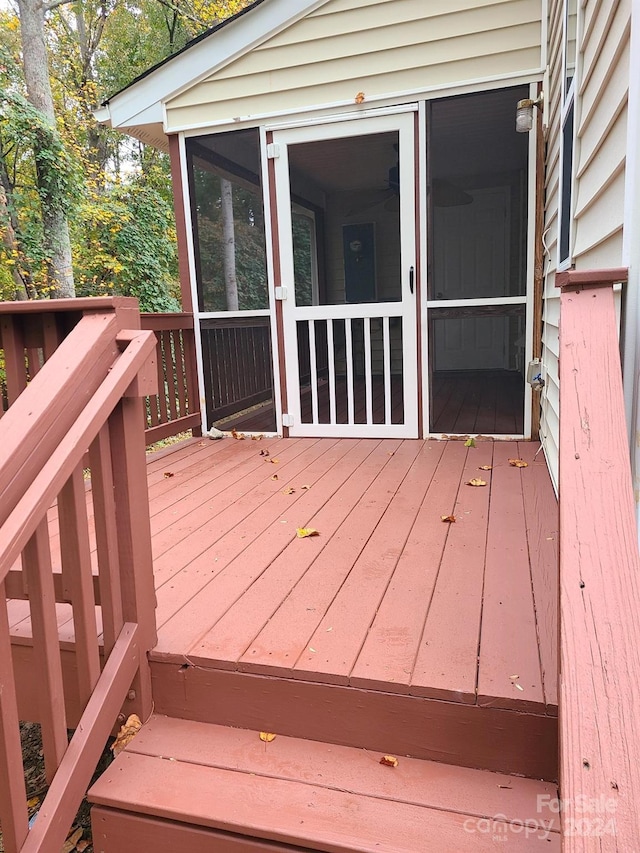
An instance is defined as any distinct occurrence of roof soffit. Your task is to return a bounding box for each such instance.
[106,0,331,130]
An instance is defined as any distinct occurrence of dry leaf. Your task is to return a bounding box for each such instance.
[441,515,456,523]
[111,714,142,756]
[478,465,493,471]
[163,471,174,478]
[269,458,280,464]
[301,484,311,490]
[259,732,276,742]
[466,478,487,487]
[251,434,264,441]
[297,527,319,538]
[380,755,399,767]
[508,458,528,468]
[231,429,245,440]
[282,487,295,495]
[270,474,279,481]
[464,437,476,448]
[355,91,365,104]
[260,449,270,456]
[62,827,83,853]
[197,441,207,446]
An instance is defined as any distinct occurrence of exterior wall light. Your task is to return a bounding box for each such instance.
[516,94,544,133]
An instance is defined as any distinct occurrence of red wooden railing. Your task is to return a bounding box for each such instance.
[140,313,201,443]
[0,298,158,853]
[557,268,640,848]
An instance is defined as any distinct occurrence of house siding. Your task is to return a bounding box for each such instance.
[165,0,543,130]
[540,0,630,491]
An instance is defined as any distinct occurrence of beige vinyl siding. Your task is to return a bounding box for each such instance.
[539,0,564,490]
[572,0,630,267]
[166,0,543,130]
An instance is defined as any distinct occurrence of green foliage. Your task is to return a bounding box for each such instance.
[74,172,180,312]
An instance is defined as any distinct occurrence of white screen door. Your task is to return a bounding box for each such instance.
[271,113,418,438]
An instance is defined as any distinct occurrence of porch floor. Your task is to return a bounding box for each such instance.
[145,434,557,713]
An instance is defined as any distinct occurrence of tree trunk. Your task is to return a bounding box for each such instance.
[17,0,75,298]
[220,177,239,311]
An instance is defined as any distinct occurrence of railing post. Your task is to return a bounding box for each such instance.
[557,268,640,848]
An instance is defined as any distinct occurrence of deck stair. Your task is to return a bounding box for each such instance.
[89,714,560,851]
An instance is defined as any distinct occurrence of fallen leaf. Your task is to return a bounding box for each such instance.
[198,441,207,447]
[251,434,264,441]
[268,458,279,464]
[301,484,311,490]
[508,458,528,468]
[355,91,365,104]
[464,437,476,448]
[297,527,319,538]
[380,755,399,767]
[163,471,174,478]
[282,487,295,495]
[466,478,487,487]
[259,732,276,742]
[478,465,493,471]
[510,675,520,680]
[260,449,270,457]
[270,474,279,481]
[231,429,245,440]
[111,714,142,756]
[441,515,456,523]
[62,827,83,853]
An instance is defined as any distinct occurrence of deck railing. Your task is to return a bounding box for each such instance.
[557,268,640,848]
[140,312,201,443]
[0,298,158,853]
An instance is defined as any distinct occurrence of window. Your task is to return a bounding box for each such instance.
[558,0,577,269]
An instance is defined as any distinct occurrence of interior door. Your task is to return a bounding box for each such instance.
[272,113,418,438]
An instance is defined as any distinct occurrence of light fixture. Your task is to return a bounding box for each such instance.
[515,93,544,133]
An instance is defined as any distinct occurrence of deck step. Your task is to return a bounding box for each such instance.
[89,715,560,852]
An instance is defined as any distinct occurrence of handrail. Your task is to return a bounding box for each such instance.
[0,299,158,853]
[557,269,640,847]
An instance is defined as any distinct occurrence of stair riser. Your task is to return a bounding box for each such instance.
[150,660,557,781]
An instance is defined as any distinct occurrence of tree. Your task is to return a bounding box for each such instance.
[17,0,76,296]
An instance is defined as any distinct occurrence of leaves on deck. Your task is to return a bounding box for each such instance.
[301,484,311,490]
[464,437,476,447]
[270,474,279,481]
[466,478,487,487]
[231,429,246,440]
[508,458,528,468]
[163,471,174,478]
[260,449,270,457]
[251,434,264,441]
[259,732,276,742]
[380,755,399,767]
[441,515,456,523]
[268,458,279,464]
[297,527,319,538]
[282,487,295,495]
[478,465,493,471]
[111,714,142,757]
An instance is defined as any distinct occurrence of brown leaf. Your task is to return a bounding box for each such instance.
[251,434,264,441]
[231,429,245,440]
[478,465,493,471]
[282,487,295,495]
[260,449,270,456]
[508,458,528,468]
[297,527,319,538]
[163,471,174,478]
[466,478,487,487]
[62,827,83,853]
[355,91,365,104]
[197,441,207,447]
[268,458,279,464]
[300,484,311,490]
[259,732,276,742]
[441,515,456,523]
[380,755,399,767]
[270,474,279,481]
[111,714,142,757]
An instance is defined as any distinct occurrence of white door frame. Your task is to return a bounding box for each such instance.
[271,112,419,438]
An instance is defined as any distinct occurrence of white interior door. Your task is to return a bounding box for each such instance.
[433,187,510,370]
[272,113,418,438]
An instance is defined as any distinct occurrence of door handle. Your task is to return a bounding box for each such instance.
[409,266,414,295]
